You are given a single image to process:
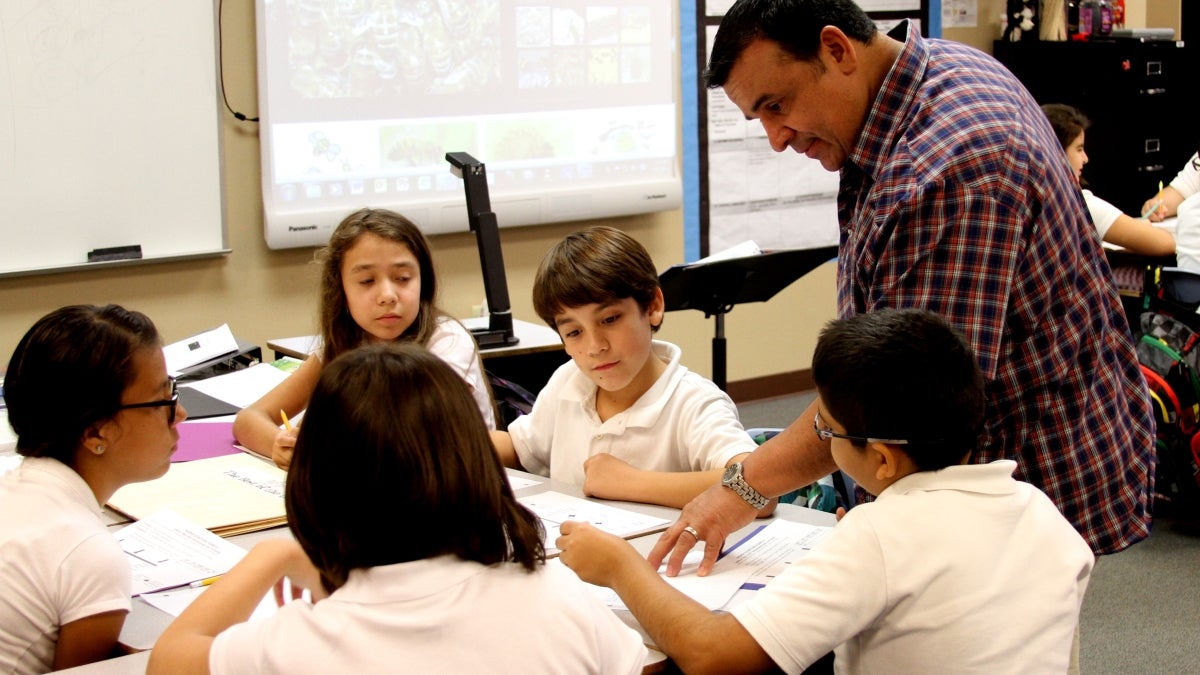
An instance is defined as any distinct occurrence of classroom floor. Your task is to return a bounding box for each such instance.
[737,392,1200,675]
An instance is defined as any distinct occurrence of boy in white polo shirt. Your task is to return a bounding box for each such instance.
[556,309,1094,674]
[490,226,763,510]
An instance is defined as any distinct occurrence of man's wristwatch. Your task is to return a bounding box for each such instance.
[721,462,769,510]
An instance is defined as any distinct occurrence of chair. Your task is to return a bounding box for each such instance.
[746,428,850,513]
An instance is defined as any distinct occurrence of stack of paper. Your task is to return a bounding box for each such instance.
[108,453,287,536]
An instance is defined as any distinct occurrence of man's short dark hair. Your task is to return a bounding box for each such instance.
[706,0,878,89]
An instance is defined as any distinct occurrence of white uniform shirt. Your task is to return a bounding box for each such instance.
[731,460,1094,675]
[1173,194,1200,273]
[507,340,755,485]
[0,457,131,675]
[316,316,495,429]
[427,316,496,430]
[1169,152,1200,200]
[1082,188,1122,240]
[210,556,646,675]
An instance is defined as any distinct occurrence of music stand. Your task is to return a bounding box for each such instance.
[660,246,837,390]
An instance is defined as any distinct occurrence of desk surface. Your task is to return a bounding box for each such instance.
[78,469,834,674]
[267,317,563,361]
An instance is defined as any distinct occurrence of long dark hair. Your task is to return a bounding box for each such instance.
[5,305,160,464]
[286,342,545,593]
[316,208,444,362]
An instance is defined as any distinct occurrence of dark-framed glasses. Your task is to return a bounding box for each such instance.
[117,376,179,425]
[812,411,912,445]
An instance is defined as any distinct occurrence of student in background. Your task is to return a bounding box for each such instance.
[490,226,765,510]
[1,304,188,673]
[1141,150,1200,272]
[233,208,494,469]
[1043,103,1176,257]
[149,343,646,675]
[1141,151,1199,224]
[557,309,1094,674]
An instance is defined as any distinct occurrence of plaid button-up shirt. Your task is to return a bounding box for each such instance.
[838,23,1155,554]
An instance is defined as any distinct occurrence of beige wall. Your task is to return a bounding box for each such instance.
[0,1,1179,387]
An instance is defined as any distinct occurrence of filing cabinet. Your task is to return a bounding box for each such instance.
[993,39,1195,215]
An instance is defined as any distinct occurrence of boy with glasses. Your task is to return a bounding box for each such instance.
[556,309,1094,674]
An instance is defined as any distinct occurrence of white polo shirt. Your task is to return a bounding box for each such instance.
[1169,152,1200,200]
[508,340,755,485]
[1082,189,1122,240]
[427,316,496,430]
[210,555,646,674]
[731,460,1094,675]
[0,457,131,675]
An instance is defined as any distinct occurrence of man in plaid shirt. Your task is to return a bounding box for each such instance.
[654,0,1154,575]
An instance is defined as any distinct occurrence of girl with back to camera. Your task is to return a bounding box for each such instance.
[234,208,495,468]
[150,343,646,674]
[0,304,188,673]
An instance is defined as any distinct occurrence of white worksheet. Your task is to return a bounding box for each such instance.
[517,491,670,555]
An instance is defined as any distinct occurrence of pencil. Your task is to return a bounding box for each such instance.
[189,575,221,588]
[280,409,293,431]
[1142,180,1165,219]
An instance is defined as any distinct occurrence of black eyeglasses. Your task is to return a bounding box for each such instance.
[813,411,911,445]
[116,377,179,425]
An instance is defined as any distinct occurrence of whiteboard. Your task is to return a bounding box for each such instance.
[0,1,227,278]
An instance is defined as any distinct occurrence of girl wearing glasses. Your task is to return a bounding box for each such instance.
[0,304,187,673]
[149,343,644,674]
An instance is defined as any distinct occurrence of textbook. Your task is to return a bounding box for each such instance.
[108,453,287,537]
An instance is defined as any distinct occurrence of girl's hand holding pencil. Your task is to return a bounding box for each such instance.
[1142,181,1166,221]
[272,409,298,469]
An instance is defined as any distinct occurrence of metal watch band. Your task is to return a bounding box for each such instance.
[724,463,769,510]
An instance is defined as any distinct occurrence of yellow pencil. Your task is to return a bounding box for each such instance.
[280,409,293,431]
[189,575,221,588]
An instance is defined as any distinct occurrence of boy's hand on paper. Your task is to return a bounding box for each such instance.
[581,453,636,500]
[271,428,298,469]
[556,521,644,588]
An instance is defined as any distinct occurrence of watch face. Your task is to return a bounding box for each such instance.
[723,463,739,483]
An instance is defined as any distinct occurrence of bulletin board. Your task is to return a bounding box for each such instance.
[687,0,934,258]
[0,1,228,278]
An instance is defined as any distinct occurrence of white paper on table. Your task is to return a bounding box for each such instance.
[506,474,541,491]
[725,519,834,589]
[115,509,249,595]
[518,491,670,555]
[182,363,292,408]
[141,583,282,620]
[163,324,239,375]
[583,518,833,612]
[580,546,756,612]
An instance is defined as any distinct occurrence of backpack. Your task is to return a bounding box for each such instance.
[1137,266,1200,513]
